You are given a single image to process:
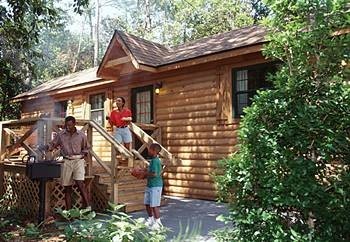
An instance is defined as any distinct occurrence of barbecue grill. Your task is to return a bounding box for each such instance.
[26,157,61,179]
[25,155,61,223]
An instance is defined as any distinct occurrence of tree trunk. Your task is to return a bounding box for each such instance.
[93,0,100,66]
[72,19,85,72]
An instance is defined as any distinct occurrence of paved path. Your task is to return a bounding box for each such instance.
[130,196,230,241]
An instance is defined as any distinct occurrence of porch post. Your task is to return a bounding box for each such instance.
[86,125,93,176]
[37,119,45,160]
[0,163,4,197]
[0,123,5,161]
[44,120,53,160]
[111,146,118,204]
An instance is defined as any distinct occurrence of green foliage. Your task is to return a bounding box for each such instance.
[0,218,10,229]
[33,22,95,85]
[174,0,254,42]
[250,0,270,22]
[215,0,350,241]
[0,0,88,120]
[55,204,168,241]
[24,223,41,238]
[110,0,255,45]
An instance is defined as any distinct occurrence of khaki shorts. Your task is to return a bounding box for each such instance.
[61,158,85,186]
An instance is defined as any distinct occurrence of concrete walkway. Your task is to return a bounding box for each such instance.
[130,196,230,241]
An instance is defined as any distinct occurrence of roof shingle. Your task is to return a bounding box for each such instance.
[116,25,267,67]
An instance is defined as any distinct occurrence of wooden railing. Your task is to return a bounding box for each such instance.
[129,122,176,166]
[0,118,178,204]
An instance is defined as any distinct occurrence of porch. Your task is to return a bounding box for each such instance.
[0,117,176,219]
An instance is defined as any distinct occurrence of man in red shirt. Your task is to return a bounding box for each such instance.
[108,97,132,150]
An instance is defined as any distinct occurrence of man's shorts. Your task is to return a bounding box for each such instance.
[61,158,85,186]
[144,186,162,207]
[114,127,132,143]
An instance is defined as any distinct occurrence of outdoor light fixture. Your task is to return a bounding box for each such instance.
[154,82,163,95]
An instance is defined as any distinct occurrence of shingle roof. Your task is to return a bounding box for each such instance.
[116,25,267,67]
[12,67,106,101]
[15,25,267,102]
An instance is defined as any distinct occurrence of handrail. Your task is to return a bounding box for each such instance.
[3,128,40,158]
[90,149,112,175]
[131,149,149,166]
[87,120,133,158]
[133,123,159,131]
[129,122,173,161]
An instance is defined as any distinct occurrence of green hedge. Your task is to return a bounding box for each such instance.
[215,0,349,241]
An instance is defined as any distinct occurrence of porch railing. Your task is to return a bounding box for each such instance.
[0,117,177,204]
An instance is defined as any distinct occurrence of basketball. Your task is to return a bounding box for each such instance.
[131,167,147,179]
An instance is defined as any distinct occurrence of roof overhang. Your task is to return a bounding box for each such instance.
[11,79,115,103]
[156,44,264,72]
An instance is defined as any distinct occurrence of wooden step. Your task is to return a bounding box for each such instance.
[118,182,146,191]
[117,190,144,203]
[124,202,145,212]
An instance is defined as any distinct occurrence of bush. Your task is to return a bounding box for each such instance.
[215,0,349,241]
[55,204,167,241]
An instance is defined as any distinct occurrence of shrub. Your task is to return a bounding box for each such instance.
[215,0,349,241]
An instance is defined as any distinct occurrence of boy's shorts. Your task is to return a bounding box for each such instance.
[144,187,162,207]
[61,158,85,186]
[114,127,132,143]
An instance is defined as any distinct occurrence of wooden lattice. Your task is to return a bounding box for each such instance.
[49,180,84,211]
[0,172,110,220]
[0,171,39,218]
[91,182,109,211]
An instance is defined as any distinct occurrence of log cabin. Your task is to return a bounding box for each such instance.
[0,25,277,216]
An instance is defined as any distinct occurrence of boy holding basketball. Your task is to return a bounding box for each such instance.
[143,143,163,229]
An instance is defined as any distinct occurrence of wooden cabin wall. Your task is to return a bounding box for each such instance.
[114,62,243,200]
[153,68,235,200]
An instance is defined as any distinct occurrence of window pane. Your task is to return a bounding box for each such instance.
[136,91,151,123]
[233,63,276,118]
[90,93,105,110]
[237,93,248,116]
[236,70,248,91]
[91,110,104,125]
[90,93,105,125]
[54,100,68,118]
[248,69,258,90]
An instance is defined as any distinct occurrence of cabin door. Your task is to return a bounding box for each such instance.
[131,85,154,157]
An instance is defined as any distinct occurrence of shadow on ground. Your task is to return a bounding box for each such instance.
[130,196,230,241]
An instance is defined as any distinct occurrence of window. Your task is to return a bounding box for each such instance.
[131,85,153,123]
[232,63,276,118]
[90,93,105,126]
[54,100,68,118]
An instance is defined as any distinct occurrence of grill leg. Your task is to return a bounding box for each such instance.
[38,179,46,223]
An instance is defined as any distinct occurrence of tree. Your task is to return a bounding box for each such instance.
[107,0,254,46]
[33,24,94,85]
[215,0,349,241]
[250,0,270,22]
[174,0,254,43]
[0,0,88,120]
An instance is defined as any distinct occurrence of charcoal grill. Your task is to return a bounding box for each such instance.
[26,157,61,179]
[25,156,61,223]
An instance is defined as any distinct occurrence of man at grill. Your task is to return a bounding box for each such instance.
[43,116,90,209]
